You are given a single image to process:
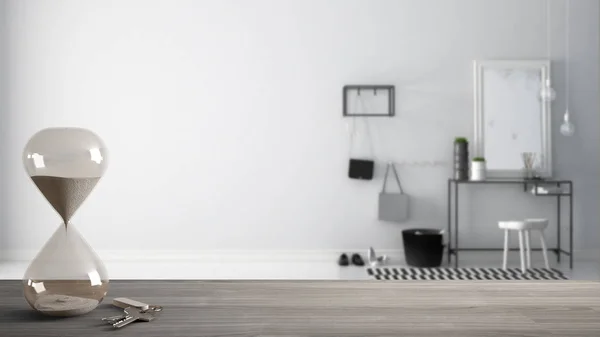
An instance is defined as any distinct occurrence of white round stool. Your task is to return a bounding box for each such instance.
[498,219,550,273]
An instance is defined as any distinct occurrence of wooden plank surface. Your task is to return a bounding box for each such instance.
[1,280,600,336]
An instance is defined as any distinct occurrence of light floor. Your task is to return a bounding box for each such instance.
[1,251,598,280]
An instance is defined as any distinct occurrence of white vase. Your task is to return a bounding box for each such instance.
[471,161,486,181]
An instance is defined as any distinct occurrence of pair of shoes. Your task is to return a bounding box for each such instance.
[338,253,365,267]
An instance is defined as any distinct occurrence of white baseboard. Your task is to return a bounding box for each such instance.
[3,248,599,263]
[0,249,406,263]
[1,249,598,280]
[0,249,404,280]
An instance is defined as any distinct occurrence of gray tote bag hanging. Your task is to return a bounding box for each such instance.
[378,162,409,222]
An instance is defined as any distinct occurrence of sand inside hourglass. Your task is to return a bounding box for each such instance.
[24,281,109,317]
[31,176,100,225]
[25,175,107,316]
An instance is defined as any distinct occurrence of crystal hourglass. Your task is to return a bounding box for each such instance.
[22,127,109,317]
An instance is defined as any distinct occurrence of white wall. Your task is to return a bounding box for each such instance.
[0,0,7,256]
[1,0,598,261]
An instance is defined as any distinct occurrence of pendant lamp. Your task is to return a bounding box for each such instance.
[561,0,575,136]
[540,0,556,102]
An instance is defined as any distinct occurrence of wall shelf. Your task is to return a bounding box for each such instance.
[342,85,395,117]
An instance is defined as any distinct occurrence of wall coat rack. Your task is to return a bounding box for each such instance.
[343,85,395,117]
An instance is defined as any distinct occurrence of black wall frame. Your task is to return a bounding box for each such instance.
[342,85,395,117]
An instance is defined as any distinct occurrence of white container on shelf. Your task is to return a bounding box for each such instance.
[470,160,486,181]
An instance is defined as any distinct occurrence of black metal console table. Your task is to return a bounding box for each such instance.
[447,178,573,269]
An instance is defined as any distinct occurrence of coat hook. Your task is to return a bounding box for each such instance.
[357,88,361,96]
[374,88,377,96]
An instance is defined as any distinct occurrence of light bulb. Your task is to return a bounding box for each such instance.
[540,79,556,102]
[560,109,575,136]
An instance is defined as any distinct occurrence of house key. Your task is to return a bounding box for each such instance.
[111,307,156,329]
[102,298,163,326]
[112,297,163,313]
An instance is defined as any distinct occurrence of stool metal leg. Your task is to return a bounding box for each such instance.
[525,230,531,269]
[539,230,550,269]
[502,229,509,270]
[518,230,526,273]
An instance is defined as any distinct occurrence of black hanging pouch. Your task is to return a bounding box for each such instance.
[348,159,374,180]
[346,94,375,180]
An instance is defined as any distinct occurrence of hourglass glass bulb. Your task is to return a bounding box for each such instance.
[22,127,109,317]
[540,79,557,102]
[560,109,575,136]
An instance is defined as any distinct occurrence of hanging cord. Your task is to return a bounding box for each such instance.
[347,92,376,159]
[565,0,570,111]
[358,95,376,160]
[381,162,404,194]
[347,116,355,158]
[546,0,551,63]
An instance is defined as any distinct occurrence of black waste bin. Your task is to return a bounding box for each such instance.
[402,228,444,268]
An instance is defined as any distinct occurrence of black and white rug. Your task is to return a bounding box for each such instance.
[367,267,568,280]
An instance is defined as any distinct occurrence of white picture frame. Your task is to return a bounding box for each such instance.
[473,60,553,178]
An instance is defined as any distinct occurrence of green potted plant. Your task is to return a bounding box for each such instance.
[453,137,469,180]
[471,157,486,181]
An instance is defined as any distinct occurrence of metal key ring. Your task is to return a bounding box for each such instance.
[142,305,162,313]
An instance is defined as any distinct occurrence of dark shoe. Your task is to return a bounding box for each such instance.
[338,253,349,266]
[351,253,365,266]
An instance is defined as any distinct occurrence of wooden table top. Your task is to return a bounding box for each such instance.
[1,280,600,336]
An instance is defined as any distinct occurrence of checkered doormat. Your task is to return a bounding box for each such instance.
[367,267,568,280]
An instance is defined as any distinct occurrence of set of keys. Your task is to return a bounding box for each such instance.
[102,297,163,329]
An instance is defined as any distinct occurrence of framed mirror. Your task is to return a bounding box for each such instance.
[473,60,552,178]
